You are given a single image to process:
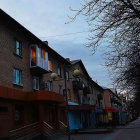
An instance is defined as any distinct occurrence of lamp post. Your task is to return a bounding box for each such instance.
[50,69,80,140]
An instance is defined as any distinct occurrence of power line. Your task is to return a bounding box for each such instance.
[39,30,89,38]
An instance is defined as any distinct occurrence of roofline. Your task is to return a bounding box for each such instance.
[71,59,103,91]
[0,9,70,65]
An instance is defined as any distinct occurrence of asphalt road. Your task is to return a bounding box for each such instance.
[57,117,140,140]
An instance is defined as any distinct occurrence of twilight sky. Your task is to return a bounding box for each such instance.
[0,0,113,88]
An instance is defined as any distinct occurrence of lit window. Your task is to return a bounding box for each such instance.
[15,40,22,56]
[33,77,39,90]
[48,60,52,71]
[31,46,37,66]
[13,69,22,85]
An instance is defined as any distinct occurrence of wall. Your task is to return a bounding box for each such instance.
[0,23,33,91]
[103,90,112,108]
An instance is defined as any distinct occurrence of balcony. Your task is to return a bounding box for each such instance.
[72,81,83,91]
[83,86,91,95]
[30,45,49,74]
[97,93,103,100]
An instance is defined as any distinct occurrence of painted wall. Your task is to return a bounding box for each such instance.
[68,110,96,130]
[68,111,83,130]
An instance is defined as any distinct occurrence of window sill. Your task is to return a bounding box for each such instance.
[13,83,23,87]
[58,75,62,78]
[13,53,23,59]
[33,88,40,91]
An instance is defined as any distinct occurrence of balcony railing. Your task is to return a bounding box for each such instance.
[31,56,48,71]
[72,81,83,91]
[83,86,91,95]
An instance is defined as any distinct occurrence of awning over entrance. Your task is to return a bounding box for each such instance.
[104,107,119,113]
[68,105,95,110]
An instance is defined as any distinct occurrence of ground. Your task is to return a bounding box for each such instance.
[56,117,140,140]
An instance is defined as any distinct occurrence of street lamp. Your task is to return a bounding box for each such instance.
[50,69,80,140]
[50,72,57,80]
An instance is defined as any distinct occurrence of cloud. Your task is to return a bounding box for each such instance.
[0,0,113,87]
[48,39,112,87]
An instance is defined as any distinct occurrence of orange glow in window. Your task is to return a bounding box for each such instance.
[48,60,52,71]
[31,46,36,57]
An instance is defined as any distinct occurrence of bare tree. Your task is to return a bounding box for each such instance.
[69,0,140,110]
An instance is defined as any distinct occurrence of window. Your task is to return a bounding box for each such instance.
[15,105,23,125]
[45,81,52,91]
[15,40,22,56]
[59,85,63,95]
[33,77,39,90]
[31,46,36,66]
[13,69,22,85]
[48,60,52,71]
[65,71,69,80]
[0,106,8,113]
[58,66,62,77]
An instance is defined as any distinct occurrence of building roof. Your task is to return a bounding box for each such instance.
[0,9,70,65]
[70,59,81,65]
[71,59,103,91]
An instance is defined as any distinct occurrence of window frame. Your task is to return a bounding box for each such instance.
[57,66,62,77]
[48,60,52,71]
[13,69,23,86]
[59,85,63,95]
[45,81,52,91]
[14,40,22,57]
[33,76,39,90]
[65,71,69,81]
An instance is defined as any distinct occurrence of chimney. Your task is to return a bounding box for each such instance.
[44,41,48,45]
[66,58,70,62]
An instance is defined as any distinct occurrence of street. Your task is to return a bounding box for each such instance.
[57,117,140,140]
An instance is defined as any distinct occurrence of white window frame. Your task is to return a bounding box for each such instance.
[33,76,39,90]
[13,69,22,86]
[15,40,22,56]
[45,81,52,91]
[59,85,63,95]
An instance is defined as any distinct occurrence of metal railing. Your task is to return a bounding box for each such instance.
[31,56,48,71]
[9,122,40,139]
[59,121,67,129]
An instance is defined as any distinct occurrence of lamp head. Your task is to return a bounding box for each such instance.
[73,69,81,77]
[50,73,57,80]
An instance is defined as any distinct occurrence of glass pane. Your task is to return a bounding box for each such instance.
[38,47,41,58]
[31,46,36,57]
[16,41,20,55]
[16,70,20,84]
[48,60,52,71]
[13,69,22,85]
[31,46,37,66]
[45,51,48,61]
[13,69,16,83]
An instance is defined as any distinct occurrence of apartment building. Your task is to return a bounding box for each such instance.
[62,59,104,130]
[0,8,124,139]
[0,9,71,139]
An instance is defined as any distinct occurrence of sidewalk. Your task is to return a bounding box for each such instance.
[72,121,133,135]
[71,127,114,134]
